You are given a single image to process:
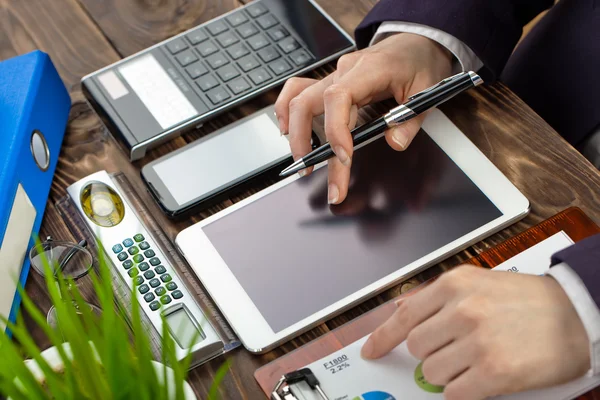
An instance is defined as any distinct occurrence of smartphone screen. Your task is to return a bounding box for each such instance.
[146,110,291,211]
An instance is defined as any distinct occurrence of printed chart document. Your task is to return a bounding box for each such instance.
[293,232,600,400]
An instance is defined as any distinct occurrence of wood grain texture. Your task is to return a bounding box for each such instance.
[2,0,600,398]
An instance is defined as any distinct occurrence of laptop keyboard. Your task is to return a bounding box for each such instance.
[161,2,315,109]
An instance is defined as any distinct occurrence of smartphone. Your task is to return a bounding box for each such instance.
[142,105,318,217]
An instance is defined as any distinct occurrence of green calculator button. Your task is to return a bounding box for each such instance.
[144,270,155,280]
[160,295,172,305]
[128,268,139,278]
[117,252,128,262]
[122,260,134,270]
[149,278,161,288]
[138,284,150,294]
[149,301,160,311]
[143,293,155,303]
[172,290,183,300]
[134,276,144,286]
[134,234,145,242]
[166,282,178,291]
[133,254,144,263]
[138,262,150,271]
[149,257,161,266]
[139,241,150,250]
[155,287,166,296]
[160,274,172,283]
[128,246,139,255]
[144,249,155,258]
[155,265,166,274]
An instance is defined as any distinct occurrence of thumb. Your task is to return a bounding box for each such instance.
[384,113,427,151]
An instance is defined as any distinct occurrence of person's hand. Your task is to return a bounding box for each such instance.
[274,33,453,204]
[361,266,590,400]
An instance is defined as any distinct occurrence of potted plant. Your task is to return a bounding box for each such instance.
[0,243,230,399]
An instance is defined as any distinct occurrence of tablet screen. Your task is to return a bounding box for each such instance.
[202,132,502,332]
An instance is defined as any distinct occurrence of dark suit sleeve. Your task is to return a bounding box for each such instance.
[354,0,554,80]
[551,234,600,308]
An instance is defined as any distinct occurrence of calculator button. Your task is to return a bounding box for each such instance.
[268,59,292,75]
[172,290,184,300]
[149,301,160,311]
[207,87,231,104]
[257,46,280,63]
[266,26,289,42]
[128,246,139,255]
[139,241,151,250]
[117,252,128,262]
[112,244,123,254]
[144,249,156,258]
[133,234,145,242]
[133,254,144,263]
[160,295,172,305]
[237,54,259,72]
[227,43,250,60]
[138,262,150,271]
[123,238,134,248]
[206,52,230,69]
[216,64,240,82]
[144,293,155,303]
[149,278,161,288]
[206,20,229,36]
[138,284,150,294]
[134,276,144,286]
[160,274,172,283]
[155,287,167,296]
[166,282,178,291]
[226,10,249,27]
[175,49,198,67]
[144,270,155,280]
[166,38,188,54]
[215,31,239,48]
[155,265,167,275]
[128,268,139,278]
[227,77,251,95]
[186,28,208,45]
[290,49,313,66]
[122,260,134,270]
[256,14,278,30]
[196,40,219,57]
[236,22,258,39]
[246,3,268,17]
[149,257,161,266]
[186,61,209,79]
[278,37,300,54]
[247,34,269,51]
[196,75,219,92]
[248,68,272,85]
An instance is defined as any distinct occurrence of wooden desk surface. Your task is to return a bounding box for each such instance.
[2,0,600,398]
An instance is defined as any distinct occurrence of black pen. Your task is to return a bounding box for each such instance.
[279,71,483,177]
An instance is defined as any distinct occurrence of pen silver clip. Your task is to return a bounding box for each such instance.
[407,72,467,101]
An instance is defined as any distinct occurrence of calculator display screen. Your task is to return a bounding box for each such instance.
[165,307,206,349]
[202,132,503,333]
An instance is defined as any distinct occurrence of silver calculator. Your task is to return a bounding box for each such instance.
[67,171,224,366]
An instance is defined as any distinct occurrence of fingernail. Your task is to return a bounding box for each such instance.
[361,337,374,359]
[328,183,339,204]
[395,299,403,307]
[334,146,351,167]
[391,127,409,149]
[298,169,307,177]
[277,117,286,135]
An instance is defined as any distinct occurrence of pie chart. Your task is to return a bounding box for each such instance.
[352,391,396,400]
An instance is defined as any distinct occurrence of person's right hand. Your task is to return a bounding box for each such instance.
[274,33,453,205]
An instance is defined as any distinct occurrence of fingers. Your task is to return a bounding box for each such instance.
[275,77,318,134]
[420,336,476,387]
[443,367,498,400]
[384,113,426,151]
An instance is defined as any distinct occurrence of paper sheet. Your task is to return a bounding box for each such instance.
[297,231,600,400]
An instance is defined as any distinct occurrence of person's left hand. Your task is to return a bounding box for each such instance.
[361,265,591,400]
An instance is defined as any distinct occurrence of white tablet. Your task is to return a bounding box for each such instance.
[176,109,530,353]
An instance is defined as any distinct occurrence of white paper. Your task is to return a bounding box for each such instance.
[296,231,599,400]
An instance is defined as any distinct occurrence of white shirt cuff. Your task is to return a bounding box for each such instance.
[547,262,600,376]
[370,21,484,75]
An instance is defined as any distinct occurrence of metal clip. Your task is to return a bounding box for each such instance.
[407,71,466,101]
[271,368,329,400]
